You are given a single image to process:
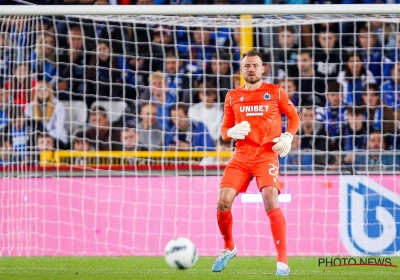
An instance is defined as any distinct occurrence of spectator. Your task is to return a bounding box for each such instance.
[5,63,36,106]
[174,25,191,56]
[151,25,176,71]
[316,81,346,151]
[87,41,136,103]
[357,25,391,85]
[0,88,10,130]
[220,27,240,73]
[341,106,369,164]
[35,16,56,33]
[120,52,147,121]
[271,25,299,79]
[128,52,147,87]
[168,102,178,131]
[295,49,326,107]
[86,105,120,151]
[369,21,397,50]
[57,25,93,105]
[165,103,215,151]
[36,133,55,152]
[213,16,232,49]
[86,18,134,56]
[118,126,146,151]
[31,33,61,88]
[139,71,176,131]
[118,102,138,128]
[72,130,93,165]
[337,52,376,105]
[0,134,13,166]
[358,84,395,138]
[188,82,223,143]
[279,78,298,107]
[315,26,344,82]
[1,105,43,161]
[25,79,69,148]
[73,130,93,151]
[0,33,10,87]
[129,1,155,68]
[354,131,399,171]
[279,78,298,140]
[389,30,400,63]
[164,51,190,102]
[55,14,130,52]
[9,16,30,63]
[186,27,216,86]
[136,102,164,151]
[381,62,400,110]
[297,106,328,166]
[207,52,233,103]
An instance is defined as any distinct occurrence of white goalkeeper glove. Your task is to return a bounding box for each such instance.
[272,132,293,157]
[227,121,251,140]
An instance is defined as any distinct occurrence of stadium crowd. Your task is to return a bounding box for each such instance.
[1,1,400,172]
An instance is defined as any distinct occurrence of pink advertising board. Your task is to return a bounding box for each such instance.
[1,175,398,257]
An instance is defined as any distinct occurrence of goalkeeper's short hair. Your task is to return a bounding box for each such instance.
[242,50,262,60]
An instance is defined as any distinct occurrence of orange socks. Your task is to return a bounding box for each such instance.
[267,208,288,264]
[217,207,287,262]
[217,209,235,250]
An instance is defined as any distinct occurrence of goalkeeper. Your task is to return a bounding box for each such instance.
[212,50,300,276]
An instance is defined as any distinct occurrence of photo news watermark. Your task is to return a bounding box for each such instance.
[318,257,398,268]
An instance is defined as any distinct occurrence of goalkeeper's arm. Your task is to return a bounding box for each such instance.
[273,98,300,157]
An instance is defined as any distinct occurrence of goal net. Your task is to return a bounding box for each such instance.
[1,10,400,257]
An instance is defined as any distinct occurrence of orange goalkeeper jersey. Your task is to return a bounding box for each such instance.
[221,82,300,163]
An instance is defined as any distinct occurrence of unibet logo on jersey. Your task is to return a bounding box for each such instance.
[239,105,270,116]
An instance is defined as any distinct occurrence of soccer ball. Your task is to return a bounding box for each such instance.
[164,237,199,269]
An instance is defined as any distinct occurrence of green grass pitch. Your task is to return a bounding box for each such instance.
[1,256,399,279]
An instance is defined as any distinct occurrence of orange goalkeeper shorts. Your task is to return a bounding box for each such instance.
[220,156,280,194]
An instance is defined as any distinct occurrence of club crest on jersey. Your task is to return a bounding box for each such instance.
[263,92,271,100]
[240,97,244,102]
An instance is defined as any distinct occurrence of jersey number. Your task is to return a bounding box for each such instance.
[268,164,279,182]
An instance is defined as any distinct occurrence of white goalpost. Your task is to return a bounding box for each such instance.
[1,5,399,258]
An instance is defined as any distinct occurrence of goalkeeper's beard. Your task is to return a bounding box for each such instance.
[244,76,262,84]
